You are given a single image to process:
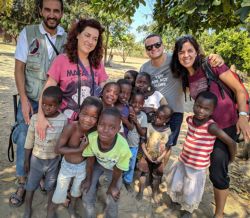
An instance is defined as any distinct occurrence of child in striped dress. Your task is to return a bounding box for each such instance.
[166,91,236,218]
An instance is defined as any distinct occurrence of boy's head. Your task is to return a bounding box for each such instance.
[42,86,62,117]
[193,91,217,120]
[101,82,120,107]
[79,96,103,131]
[97,108,121,146]
[117,79,132,105]
[124,70,138,86]
[154,105,173,126]
[130,92,144,114]
[135,72,154,94]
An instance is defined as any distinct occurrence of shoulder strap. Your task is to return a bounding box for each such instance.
[202,58,233,100]
[45,33,59,55]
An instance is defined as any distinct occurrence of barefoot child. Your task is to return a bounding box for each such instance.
[116,79,133,137]
[166,91,236,218]
[135,72,167,123]
[23,86,67,218]
[124,70,138,87]
[81,108,132,218]
[101,81,120,108]
[123,92,148,192]
[48,96,103,218]
[136,105,173,201]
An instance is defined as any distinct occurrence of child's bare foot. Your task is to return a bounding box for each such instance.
[124,183,133,193]
[153,193,161,204]
[23,208,32,218]
[136,192,143,201]
[170,199,180,210]
[181,210,192,218]
[68,203,80,218]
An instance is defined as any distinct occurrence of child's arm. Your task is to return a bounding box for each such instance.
[121,116,134,130]
[24,117,35,173]
[208,123,237,162]
[141,142,154,162]
[24,149,32,174]
[129,113,146,137]
[81,156,95,193]
[107,166,122,201]
[55,124,87,155]
[154,146,169,164]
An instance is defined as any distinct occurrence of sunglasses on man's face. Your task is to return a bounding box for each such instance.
[145,42,162,51]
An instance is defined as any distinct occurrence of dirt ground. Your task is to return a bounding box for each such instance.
[0,42,249,218]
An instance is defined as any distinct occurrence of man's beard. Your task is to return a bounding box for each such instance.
[43,18,60,30]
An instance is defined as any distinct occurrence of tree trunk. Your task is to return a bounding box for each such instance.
[104,25,110,65]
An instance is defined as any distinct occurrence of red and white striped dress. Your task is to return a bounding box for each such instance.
[179,116,216,170]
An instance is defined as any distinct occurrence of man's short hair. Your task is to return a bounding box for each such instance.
[39,0,64,11]
[144,33,162,43]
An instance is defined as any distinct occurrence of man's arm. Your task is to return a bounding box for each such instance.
[14,59,33,124]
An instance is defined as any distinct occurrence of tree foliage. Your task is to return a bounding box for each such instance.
[0,0,40,42]
[199,29,250,73]
[153,0,250,34]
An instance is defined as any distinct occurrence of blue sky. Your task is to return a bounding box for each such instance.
[130,1,155,42]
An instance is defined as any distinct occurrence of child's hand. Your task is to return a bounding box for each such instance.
[146,155,154,163]
[154,156,162,164]
[80,178,91,194]
[107,185,120,201]
[24,159,30,174]
[79,135,89,151]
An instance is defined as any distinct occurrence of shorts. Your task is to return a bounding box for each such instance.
[25,155,60,191]
[137,156,165,176]
[52,157,86,204]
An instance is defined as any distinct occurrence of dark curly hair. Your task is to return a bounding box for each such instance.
[65,18,105,68]
[171,35,205,93]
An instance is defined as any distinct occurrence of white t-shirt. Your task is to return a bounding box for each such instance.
[15,22,65,63]
[144,90,164,109]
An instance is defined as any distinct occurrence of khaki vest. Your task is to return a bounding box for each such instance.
[25,24,67,101]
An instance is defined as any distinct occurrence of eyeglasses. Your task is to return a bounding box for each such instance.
[145,42,162,51]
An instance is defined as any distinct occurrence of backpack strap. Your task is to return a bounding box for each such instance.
[202,58,234,100]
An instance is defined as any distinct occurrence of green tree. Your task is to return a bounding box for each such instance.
[199,28,250,74]
[153,0,250,34]
[0,0,39,43]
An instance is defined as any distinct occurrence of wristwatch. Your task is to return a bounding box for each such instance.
[239,112,249,117]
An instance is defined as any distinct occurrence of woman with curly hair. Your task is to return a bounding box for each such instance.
[37,18,108,139]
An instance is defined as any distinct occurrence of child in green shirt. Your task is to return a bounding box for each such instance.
[81,107,132,218]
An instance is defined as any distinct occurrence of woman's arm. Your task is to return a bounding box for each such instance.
[208,123,237,162]
[36,76,58,140]
[219,71,250,142]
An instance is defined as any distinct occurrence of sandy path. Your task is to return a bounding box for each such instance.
[0,43,249,217]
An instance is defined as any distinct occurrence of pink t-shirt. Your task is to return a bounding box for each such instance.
[47,54,108,121]
[188,64,237,129]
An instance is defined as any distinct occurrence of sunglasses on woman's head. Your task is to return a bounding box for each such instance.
[145,42,162,51]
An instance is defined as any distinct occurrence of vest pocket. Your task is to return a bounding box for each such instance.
[25,76,45,101]
[26,55,42,76]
